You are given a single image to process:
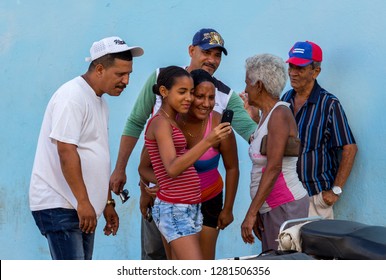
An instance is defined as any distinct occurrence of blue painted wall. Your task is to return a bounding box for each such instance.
[1,0,385,260]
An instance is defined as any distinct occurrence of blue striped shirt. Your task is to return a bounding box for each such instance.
[281,81,356,196]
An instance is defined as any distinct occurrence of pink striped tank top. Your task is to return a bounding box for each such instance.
[145,115,201,204]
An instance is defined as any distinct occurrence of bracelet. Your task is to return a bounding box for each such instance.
[106,199,116,208]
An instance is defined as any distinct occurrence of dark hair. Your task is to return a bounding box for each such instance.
[311,61,321,69]
[152,66,191,95]
[89,50,133,70]
[190,69,215,87]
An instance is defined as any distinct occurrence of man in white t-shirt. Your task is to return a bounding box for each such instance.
[29,36,144,260]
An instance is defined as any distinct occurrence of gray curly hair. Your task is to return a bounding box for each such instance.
[245,54,287,98]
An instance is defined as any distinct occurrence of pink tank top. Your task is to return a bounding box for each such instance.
[193,112,223,202]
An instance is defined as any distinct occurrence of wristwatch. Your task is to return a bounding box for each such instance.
[106,199,116,208]
[332,186,342,196]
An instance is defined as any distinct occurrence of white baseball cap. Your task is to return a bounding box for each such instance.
[85,36,144,62]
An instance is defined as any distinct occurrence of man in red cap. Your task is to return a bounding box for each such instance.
[281,41,358,219]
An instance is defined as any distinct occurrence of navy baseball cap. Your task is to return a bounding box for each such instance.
[286,41,322,66]
[192,28,228,55]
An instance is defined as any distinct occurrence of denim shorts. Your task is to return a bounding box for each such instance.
[32,208,95,260]
[152,198,203,243]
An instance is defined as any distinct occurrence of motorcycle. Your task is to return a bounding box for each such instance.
[230,216,386,260]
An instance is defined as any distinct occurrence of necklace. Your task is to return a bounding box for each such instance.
[160,108,171,119]
[159,107,180,128]
[182,118,205,138]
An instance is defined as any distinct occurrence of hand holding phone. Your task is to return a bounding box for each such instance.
[221,109,234,124]
[208,110,233,145]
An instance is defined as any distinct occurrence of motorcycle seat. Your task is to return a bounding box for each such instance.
[300,219,386,259]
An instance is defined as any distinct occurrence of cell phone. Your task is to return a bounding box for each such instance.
[221,109,234,124]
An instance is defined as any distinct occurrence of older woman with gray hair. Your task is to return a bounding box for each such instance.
[241,54,309,252]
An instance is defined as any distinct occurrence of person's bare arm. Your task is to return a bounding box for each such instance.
[217,128,239,230]
[323,143,358,205]
[109,135,139,194]
[153,118,232,178]
[138,145,157,184]
[334,144,358,188]
[138,146,157,219]
[57,141,97,234]
[103,192,119,236]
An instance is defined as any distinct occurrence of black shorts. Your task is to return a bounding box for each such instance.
[201,191,223,228]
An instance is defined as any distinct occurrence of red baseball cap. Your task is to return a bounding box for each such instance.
[286,41,322,66]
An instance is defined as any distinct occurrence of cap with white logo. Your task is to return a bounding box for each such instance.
[286,41,322,66]
[85,36,144,62]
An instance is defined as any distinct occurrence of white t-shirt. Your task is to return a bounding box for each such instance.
[29,76,110,218]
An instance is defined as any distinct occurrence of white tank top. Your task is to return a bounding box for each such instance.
[248,101,307,213]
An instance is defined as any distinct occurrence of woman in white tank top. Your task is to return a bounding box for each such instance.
[241,54,309,252]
